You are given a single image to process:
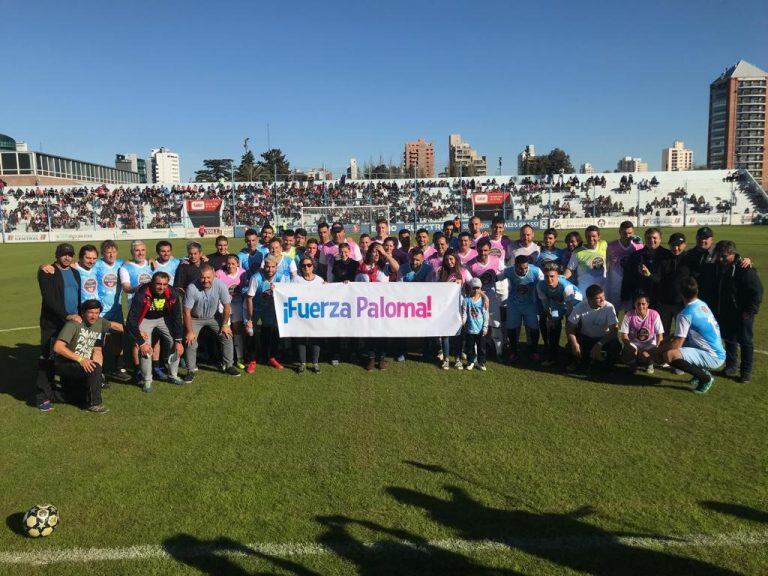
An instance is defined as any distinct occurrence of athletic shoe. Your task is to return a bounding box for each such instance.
[111,369,131,383]
[38,400,54,413]
[441,359,450,370]
[454,359,463,370]
[142,381,153,393]
[724,367,739,378]
[166,375,185,386]
[311,363,321,374]
[296,363,306,374]
[646,364,655,375]
[224,366,241,377]
[246,361,257,374]
[366,357,376,372]
[183,372,195,384]
[436,351,444,362]
[465,362,475,371]
[478,363,487,372]
[396,354,405,362]
[236,362,246,371]
[461,352,467,362]
[377,359,388,371]
[692,373,714,394]
[738,374,752,384]
[268,357,284,370]
[673,368,685,375]
[331,358,339,367]
[88,404,110,414]
[152,366,167,381]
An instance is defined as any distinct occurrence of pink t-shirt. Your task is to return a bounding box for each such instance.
[427,251,447,272]
[456,248,478,266]
[620,308,664,349]
[437,267,472,285]
[488,236,512,264]
[215,268,246,303]
[467,256,503,289]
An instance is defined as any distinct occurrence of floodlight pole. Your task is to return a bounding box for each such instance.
[231,165,237,228]
[458,163,463,228]
[547,185,552,229]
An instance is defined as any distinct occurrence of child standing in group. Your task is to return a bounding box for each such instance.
[462,278,490,371]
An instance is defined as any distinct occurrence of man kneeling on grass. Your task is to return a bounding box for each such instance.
[658,277,725,394]
[566,284,621,376]
[52,299,115,413]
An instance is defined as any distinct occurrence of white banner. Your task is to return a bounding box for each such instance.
[4,231,49,243]
[49,229,116,242]
[273,282,462,338]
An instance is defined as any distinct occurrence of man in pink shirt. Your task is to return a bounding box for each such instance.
[456,231,477,266]
[468,215,486,248]
[426,233,450,272]
[488,216,513,266]
[508,224,540,265]
[411,228,435,260]
[606,220,643,310]
[320,222,362,279]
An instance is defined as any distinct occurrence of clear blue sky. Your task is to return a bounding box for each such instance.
[3,0,766,180]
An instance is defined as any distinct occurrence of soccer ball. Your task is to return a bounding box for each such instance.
[22,504,59,538]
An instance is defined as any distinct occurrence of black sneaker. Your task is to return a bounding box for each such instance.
[310,363,321,374]
[224,366,241,377]
[112,369,132,382]
[738,374,752,383]
[183,372,195,384]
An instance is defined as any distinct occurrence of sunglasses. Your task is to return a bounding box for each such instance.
[301,263,314,268]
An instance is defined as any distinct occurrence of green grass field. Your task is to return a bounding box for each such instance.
[0,226,766,575]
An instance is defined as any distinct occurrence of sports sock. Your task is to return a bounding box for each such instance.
[671,359,708,381]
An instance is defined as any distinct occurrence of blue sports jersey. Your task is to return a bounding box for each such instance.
[76,264,100,306]
[462,296,487,334]
[152,257,180,285]
[503,264,544,308]
[237,249,264,278]
[274,255,295,282]
[537,247,564,269]
[120,261,153,303]
[676,299,726,361]
[536,276,583,317]
[248,273,284,326]
[95,258,124,319]
[400,263,434,282]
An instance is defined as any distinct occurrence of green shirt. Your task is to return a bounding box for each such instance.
[57,318,109,359]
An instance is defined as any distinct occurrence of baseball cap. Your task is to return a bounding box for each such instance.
[469,277,482,288]
[55,243,75,257]
[330,222,344,233]
[668,233,686,246]
[696,226,713,239]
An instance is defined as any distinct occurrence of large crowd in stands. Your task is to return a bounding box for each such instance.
[34,214,763,414]
[1,171,757,233]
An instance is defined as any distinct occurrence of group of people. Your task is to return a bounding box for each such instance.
[35,215,762,414]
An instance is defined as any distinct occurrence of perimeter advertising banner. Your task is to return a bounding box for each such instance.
[273,283,462,338]
[183,199,222,227]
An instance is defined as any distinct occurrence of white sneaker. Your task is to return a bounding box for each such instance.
[646,364,655,374]
[478,363,487,371]
[454,359,463,370]
[441,359,450,370]
[437,351,445,362]
[465,362,475,371]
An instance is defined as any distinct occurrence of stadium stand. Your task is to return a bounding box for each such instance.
[1,169,766,233]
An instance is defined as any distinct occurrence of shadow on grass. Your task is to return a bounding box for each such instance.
[701,501,768,524]
[5,512,27,537]
[0,343,40,406]
[163,534,320,576]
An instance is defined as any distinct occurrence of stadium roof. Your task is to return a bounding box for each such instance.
[0,133,16,151]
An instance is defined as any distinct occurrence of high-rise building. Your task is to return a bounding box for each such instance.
[448,134,487,177]
[150,147,180,184]
[518,145,536,174]
[115,153,148,183]
[403,138,435,178]
[661,140,693,171]
[580,162,596,174]
[347,158,358,180]
[707,60,767,187]
[617,156,648,172]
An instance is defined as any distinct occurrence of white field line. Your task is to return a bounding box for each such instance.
[2,531,768,566]
[0,326,37,333]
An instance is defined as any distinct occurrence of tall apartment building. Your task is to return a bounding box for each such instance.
[617,156,648,172]
[707,60,767,187]
[448,134,487,177]
[115,153,148,183]
[580,162,595,174]
[661,140,693,171]
[403,138,435,178]
[150,147,181,184]
[347,158,358,180]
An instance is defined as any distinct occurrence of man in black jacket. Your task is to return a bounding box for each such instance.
[621,227,672,310]
[681,227,714,281]
[36,243,82,411]
[657,232,691,334]
[700,241,763,383]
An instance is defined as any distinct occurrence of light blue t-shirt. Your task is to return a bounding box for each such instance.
[462,296,487,334]
[503,264,544,308]
[95,258,123,319]
[537,247,564,270]
[399,263,435,282]
[119,261,153,303]
[76,264,100,307]
[536,277,583,317]
[237,249,264,280]
[676,299,726,361]
[153,258,181,285]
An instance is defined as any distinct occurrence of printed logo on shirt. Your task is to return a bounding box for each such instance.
[591,256,605,270]
[83,278,97,294]
[516,285,529,295]
[151,298,167,311]
[636,327,650,341]
[103,273,117,288]
[139,272,152,284]
[479,271,495,286]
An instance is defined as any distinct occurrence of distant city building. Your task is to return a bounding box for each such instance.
[0,132,139,186]
[347,158,358,180]
[707,59,767,187]
[617,156,648,172]
[150,147,180,184]
[518,145,536,174]
[580,162,596,174]
[662,140,693,171]
[115,153,148,183]
[299,168,333,181]
[448,134,487,177]
[403,138,435,178]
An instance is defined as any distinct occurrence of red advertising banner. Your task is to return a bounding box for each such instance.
[471,192,509,205]
[186,199,222,212]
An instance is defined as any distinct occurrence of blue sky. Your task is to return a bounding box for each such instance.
[3,0,766,180]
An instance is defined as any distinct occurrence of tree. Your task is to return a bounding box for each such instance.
[235,150,264,182]
[546,148,575,174]
[257,149,290,182]
[194,159,233,182]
